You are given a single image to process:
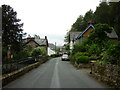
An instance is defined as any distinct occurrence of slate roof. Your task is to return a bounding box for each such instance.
[35,38,48,46]
[23,36,48,47]
[69,32,82,41]
[105,29,118,39]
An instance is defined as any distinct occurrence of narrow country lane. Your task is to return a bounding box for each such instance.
[3,57,107,88]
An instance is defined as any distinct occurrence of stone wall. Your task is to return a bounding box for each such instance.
[91,63,120,88]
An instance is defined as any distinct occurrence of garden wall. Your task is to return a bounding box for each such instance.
[91,63,120,88]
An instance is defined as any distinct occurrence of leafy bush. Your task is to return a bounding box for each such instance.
[89,55,98,60]
[75,52,88,57]
[51,53,59,57]
[102,41,120,65]
[31,47,42,58]
[72,43,87,55]
[88,44,101,56]
[31,47,47,57]
[14,50,31,60]
[39,47,47,56]
[76,56,89,64]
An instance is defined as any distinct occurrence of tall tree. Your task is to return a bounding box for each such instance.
[71,15,84,32]
[94,2,110,24]
[83,9,94,24]
[71,10,94,32]
[2,5,25,52]
[109,2,120,40]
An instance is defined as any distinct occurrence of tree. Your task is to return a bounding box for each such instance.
[83,9,94,24]
[88,24,112,45]
[94,2,110,24]
[109,2,120,40]
[71,10,94,32]
[71,15,84,32]
[2,5,25,52]
[64,31,70,43]
[34,34,40,39]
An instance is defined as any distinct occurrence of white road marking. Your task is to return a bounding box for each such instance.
[50,59,60,88]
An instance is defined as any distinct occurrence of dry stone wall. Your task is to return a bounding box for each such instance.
[91,63,120,88]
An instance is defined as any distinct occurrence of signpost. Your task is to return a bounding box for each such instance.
[7,45,11,59]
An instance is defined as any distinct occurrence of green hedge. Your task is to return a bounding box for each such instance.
[76,56,89,64]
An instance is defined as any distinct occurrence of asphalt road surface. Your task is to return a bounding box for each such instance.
[3,57,107,88]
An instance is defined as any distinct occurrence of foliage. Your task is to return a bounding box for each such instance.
[64,32,70,43]
[39,47,47,56]
[2,4,27,62]
[31,47,42,58]
[72,43,86,54]
[75,52,88,57]
[87,24,112,50]
[89,55,98,60]
[2,5,25,52]
[71,15,85,32]
[102,41,120,65]
[71,10,94,32]
[50,53,60,57]
[76,56,89,64]
[2,45,32,62]
[94,2,110,24]
[64,44,70,51]
[87,44,101,56]
[31,47,47,57]
[69,55,75,64]
[13,50,31,60]
[94,1,120,40]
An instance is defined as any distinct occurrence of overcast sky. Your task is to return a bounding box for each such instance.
[1,0,101,46]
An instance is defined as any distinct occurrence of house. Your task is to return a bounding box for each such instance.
[76,24,118,43]
[48,47,55,56]
[23,35,49,55]
[76,24,94,43]
[69,32,82,50]
[48,43,56,50]
[48,43,56,56]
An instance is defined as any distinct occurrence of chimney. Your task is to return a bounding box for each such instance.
[45,36,47,40]
[88,20,94,25]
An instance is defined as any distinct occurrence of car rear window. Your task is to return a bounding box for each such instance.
[63,54,68,57]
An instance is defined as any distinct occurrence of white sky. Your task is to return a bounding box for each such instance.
[1,0,100,46]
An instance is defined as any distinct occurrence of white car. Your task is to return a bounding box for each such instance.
[61,54,69,61]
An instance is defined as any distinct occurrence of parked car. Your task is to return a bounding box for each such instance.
[61,54,69,61]
[26,57,37,64]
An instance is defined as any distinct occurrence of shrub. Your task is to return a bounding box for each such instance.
[72,43,87,55]
[75,52,88,57]
[76,56,89,64]
[87,44,102,56]
[50,54,59,57]
[102,41,120,65]
[31,47,42,58]
[39,47,47,56]
[89,55,98,60]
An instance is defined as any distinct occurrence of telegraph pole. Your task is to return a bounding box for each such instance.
[55,42,56,54]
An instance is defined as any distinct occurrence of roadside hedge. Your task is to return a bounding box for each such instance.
[76,56,89,64]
